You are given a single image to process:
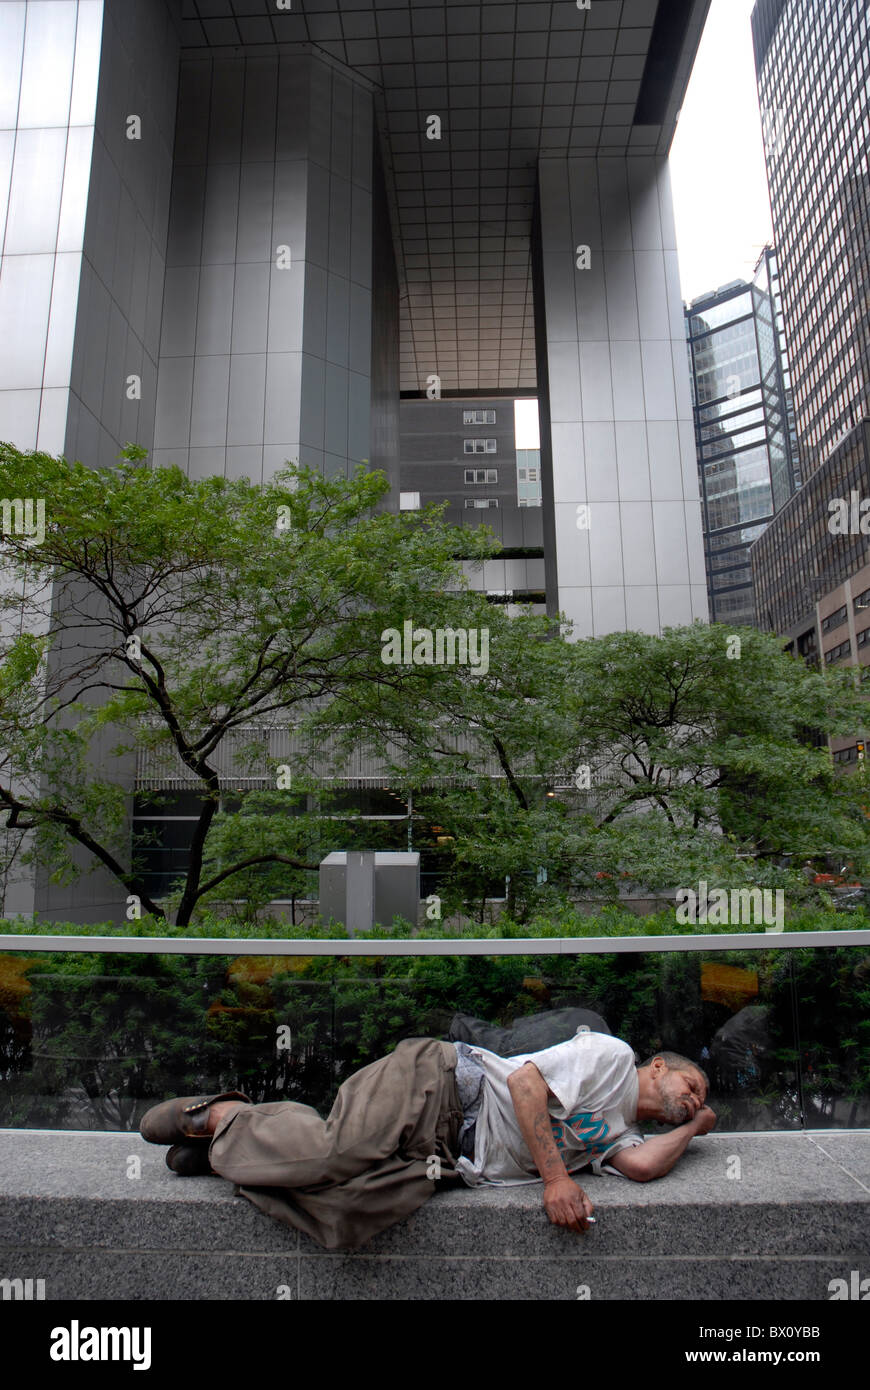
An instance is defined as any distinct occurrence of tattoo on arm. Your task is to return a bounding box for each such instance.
[509,1065,569,1185]
[532,1107,567,1182]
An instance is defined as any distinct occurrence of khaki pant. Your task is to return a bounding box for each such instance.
[208,1037,464,1251]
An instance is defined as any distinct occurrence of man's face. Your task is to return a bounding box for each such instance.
[654,1064,707,1125]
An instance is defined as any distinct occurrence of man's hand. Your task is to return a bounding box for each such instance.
[692,1105,717,1135]
[543,1176,594,1233]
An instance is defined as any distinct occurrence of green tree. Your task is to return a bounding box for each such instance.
[332,619,870,917]
[561,624,870,894]
[0,445,496,926]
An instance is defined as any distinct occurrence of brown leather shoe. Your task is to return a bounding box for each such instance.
[166,1143,214,1176]
[140,1091,251,1146]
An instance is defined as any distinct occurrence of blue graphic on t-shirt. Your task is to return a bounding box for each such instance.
[551,1111,610,1156]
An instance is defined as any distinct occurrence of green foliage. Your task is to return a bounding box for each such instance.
[394,622,870,918]
[2,444,868,930]
[0,445,498,924]
[1,913,867,1131]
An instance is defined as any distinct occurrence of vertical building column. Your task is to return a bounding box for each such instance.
[535,155,707,637]
[154,50,389,488]
[34,0,181,924]
[67,0,181,470]
[0,0,180,920]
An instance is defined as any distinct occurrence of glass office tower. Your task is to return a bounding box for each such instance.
[685,248,797,626]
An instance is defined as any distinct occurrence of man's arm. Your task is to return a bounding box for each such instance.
[507,1061,594,1233]
[607,1106,717,1182]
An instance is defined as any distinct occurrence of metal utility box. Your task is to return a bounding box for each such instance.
[319,851,421,933]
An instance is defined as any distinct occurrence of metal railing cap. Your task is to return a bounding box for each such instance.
[1,929,869,956]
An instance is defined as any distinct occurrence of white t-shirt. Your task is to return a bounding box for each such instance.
[455,1030,644,1186]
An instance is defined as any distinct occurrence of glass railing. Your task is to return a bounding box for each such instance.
[1,935,868,1133]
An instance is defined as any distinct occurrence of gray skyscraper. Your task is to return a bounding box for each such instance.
[750,0,870,645]
[751,0,870,476]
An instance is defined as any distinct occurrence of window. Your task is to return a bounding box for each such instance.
[464,468,497,483]
[463,439,497,454]
[821,604,848,633]
[463,409,496,425]
[399,492,421,511]
[824,638,852,665]
[833,745,859,764]
[464,499,499,509]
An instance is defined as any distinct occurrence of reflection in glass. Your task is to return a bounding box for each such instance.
[1,946,867,1133]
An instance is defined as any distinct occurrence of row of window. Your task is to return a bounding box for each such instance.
[464,439,498,454]
[833,746,860,764]
[463,410,496,425]
[821,604,848,633]
[403,469,537,488]
[400,494,542,511]
[825,639,852,665]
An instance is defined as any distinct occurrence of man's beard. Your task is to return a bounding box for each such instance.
[656,1077,691,1125]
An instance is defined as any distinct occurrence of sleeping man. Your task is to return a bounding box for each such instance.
[453,1032,716,1234]
[140,1030,717,1250]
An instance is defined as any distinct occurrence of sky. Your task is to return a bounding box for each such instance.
[670,0,774,303]
[515,398,540,449]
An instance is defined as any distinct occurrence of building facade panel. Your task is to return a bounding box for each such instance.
[536,153,706,636]
[153,50,389,487]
